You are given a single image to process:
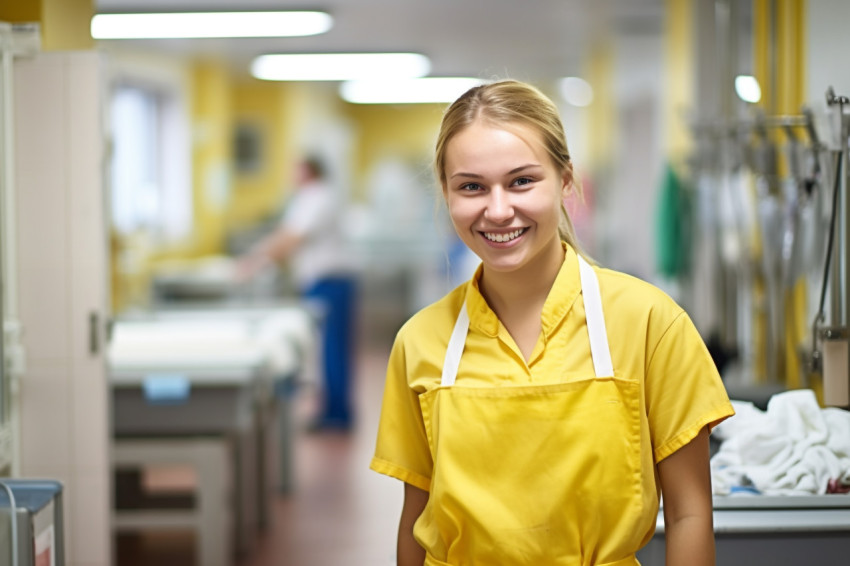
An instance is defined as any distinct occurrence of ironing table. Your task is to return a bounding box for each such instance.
[108,307,314,566]
[637,495,850,564]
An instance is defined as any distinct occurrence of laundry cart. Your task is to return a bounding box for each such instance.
[637,495,850,565]
[109,318,273,566]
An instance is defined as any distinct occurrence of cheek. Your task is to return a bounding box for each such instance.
[522,192,562,220]
[446,197,474,225]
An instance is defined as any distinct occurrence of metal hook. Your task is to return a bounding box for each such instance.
[826,86,850,107]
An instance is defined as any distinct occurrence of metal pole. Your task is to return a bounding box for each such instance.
[821,89,850,407]
[0,23,13,465]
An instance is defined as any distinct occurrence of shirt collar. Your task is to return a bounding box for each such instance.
[541,243,582,336]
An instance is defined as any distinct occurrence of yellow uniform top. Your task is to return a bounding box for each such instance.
[371,244,734,493]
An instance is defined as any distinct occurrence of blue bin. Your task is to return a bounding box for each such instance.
[0,480,64,566]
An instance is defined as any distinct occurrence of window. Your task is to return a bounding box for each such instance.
[109,83,191,241]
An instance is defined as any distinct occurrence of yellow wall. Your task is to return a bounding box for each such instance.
[227,86,446,228]
[0,2,41,21]
[228,86,447,225]
[343,103,444,198]
[0,0,94,50]
[42,0,93,50]
[190,59,233,256]
[228,81,295,229]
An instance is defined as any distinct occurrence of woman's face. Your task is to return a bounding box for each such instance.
[443,119,569,278]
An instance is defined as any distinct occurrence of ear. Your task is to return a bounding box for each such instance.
[560,162,574,196]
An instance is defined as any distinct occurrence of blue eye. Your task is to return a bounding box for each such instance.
[513,177,534,187]
[460,182,483,192]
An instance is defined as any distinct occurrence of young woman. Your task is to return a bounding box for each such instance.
[371,80,734,565]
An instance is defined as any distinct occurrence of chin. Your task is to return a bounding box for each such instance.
[479,254,530,274]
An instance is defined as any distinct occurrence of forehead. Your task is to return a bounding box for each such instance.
[445,120,547,167]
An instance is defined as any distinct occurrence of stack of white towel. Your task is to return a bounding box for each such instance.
[711,389,850,495]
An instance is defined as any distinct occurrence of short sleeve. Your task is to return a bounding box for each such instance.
[645,311,735,463]
[370,330,433,491]
[282,189,335,237]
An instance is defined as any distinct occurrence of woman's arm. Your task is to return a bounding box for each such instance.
[398,482,428,566]
[657,426,715,566]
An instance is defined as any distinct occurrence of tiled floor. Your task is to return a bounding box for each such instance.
[116,343,402,566]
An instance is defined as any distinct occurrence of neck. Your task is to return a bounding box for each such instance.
[479,242,565,321]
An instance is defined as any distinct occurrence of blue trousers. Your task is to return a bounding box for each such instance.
[304,276,356,427]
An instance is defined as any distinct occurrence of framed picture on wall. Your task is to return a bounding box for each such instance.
[234,121,264,175]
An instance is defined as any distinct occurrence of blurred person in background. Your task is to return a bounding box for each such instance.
[370,80,735,565]
[239,156,356,430]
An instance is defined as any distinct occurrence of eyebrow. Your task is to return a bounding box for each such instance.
[449,163,542,180]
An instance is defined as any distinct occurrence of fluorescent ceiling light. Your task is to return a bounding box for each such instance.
[252,53,430,82]
[735,75,761,103]
[340,78,484,104]
[558,77,594,107]
[91,11,333,39]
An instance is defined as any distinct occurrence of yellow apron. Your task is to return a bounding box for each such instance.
[415,255,652,565]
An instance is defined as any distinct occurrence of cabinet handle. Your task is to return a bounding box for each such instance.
[89,311,99,355]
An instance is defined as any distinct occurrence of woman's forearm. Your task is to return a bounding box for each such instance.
[397,483,428,566]
[664,514,715,566]
[658,427,716,566]
[397,527,425,566]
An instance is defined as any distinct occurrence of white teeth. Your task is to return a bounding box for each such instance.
[484,229,525,243]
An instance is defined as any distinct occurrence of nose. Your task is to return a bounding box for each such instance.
[484,186,513,223]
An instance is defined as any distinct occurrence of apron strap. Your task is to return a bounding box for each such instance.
[577,255,614,378]
[441,300,470,386]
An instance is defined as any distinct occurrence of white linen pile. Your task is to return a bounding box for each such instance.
[710,389,850,495]
[255,308,321,383]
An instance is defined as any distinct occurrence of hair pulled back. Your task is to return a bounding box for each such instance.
[435,80,583,251]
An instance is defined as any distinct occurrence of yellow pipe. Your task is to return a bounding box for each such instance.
[776,0,806,115]
[585,41,615,173]
[664,0,694,171]
[753,0,813,391]
[753,0,772,114]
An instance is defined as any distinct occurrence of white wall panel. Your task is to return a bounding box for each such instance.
[807,0,850,108]
[14,50,111,566]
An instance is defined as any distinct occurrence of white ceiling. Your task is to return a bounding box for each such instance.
[94,0,665,81]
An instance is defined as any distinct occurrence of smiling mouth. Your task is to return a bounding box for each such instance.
[483,228,527,243]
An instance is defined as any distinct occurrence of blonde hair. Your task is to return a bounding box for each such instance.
[435,80,584,253]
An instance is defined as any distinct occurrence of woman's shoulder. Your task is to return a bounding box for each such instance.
[396,282,468,343]
[594,265,685,324]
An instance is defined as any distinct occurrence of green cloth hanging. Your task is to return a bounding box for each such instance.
[655,162,693,279]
